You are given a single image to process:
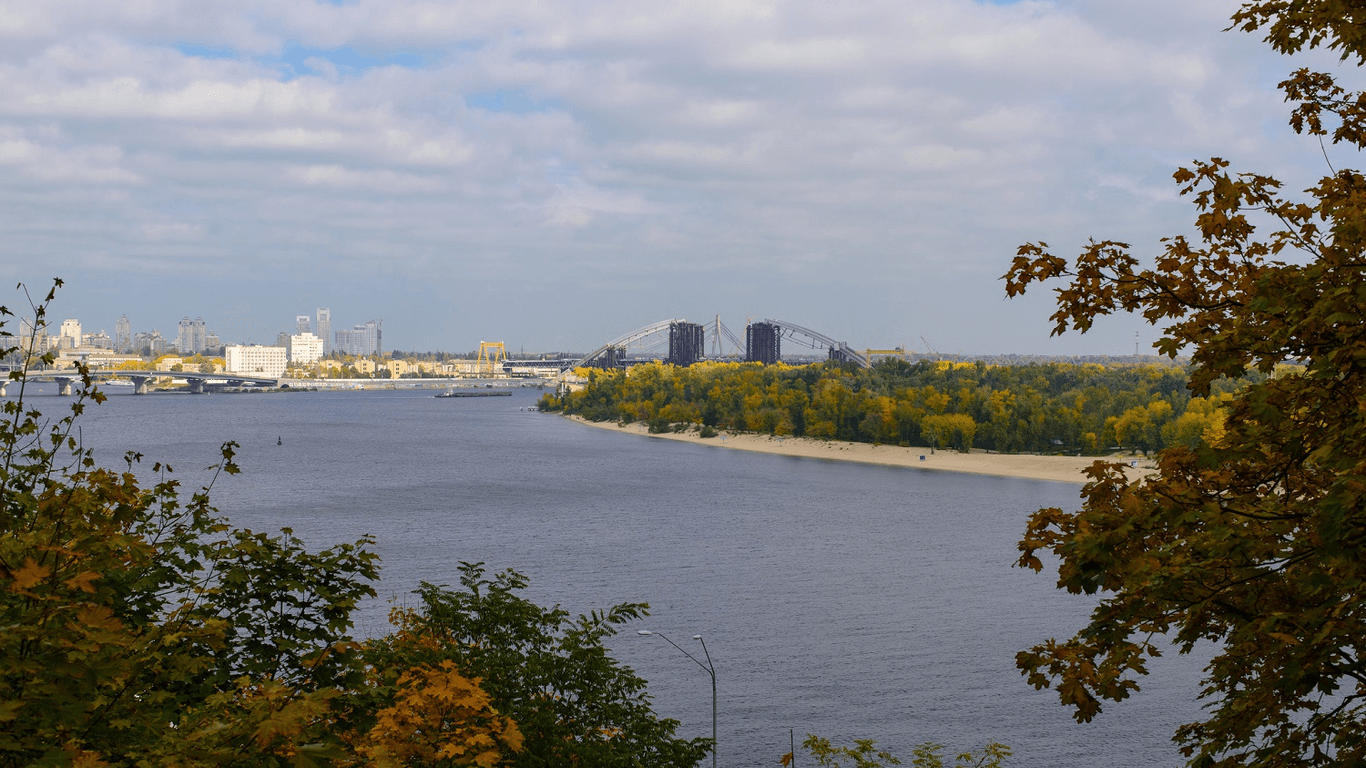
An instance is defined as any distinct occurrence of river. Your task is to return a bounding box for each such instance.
[35,384,1206,767]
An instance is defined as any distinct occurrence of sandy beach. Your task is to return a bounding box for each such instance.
[567,416,1155,485]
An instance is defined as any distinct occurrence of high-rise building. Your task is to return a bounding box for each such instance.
[334,319,382,356]
[0,330,17,364]
[365,319,381,357]
[18,317,44,353]
[137,330,170,357]
[176,317,206,354]
[296,315,311,335]
[205,330,221,351]
[60,319,81,349]
[316,308,331,355]
[334,328,354,355]
[115,315,131,353]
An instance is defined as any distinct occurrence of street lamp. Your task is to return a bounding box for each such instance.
[638,630,716,768]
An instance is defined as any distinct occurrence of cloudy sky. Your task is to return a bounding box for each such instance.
[0,0,1349,355]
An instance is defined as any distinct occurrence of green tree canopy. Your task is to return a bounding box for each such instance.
[1004,2,1366,765]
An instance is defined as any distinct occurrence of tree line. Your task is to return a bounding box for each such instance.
[539,359,1258,454]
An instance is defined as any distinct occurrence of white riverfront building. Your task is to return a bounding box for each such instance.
[287,333,324,365]
[225,344,287,378]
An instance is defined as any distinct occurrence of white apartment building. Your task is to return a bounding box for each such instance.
[225,344,287,378]
[287,332,324,365]
[59,319,81,349]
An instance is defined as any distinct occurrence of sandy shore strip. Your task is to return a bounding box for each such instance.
[566,415,1155,485]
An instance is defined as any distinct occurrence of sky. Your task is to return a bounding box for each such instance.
[0,0,1353,355]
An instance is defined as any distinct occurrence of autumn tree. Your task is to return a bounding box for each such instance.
[920,413,977,453]
[355,660,523,767]
[1004,2,1366,765]
[361,562,711,768]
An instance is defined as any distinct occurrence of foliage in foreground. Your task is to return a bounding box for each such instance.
[0,285,381,766]
[0,282,706,766]
[359,563,711,768]
[1005,1,1366,765]
[787,735,1010,768]
[541,358,1252,455]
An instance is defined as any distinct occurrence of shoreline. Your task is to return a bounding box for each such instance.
[566,415,1155,485]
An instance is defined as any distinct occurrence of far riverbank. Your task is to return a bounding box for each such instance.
[566,415,1156,485]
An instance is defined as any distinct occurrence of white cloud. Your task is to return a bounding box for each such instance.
[138,221,205,241]
[0,0,1339,354]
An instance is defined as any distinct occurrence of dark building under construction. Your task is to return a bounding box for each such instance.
[745,322,781,365]
[667,322,705,366]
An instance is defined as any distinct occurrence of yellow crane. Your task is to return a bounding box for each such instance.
[476,341,508,376]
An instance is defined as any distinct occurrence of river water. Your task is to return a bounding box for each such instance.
[33,384,1206,767]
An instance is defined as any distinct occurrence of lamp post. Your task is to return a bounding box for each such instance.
[638,630,716,768]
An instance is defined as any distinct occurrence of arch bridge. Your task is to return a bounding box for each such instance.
[568,317,869,370]
[761,318,868,368]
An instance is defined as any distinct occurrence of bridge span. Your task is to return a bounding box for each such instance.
[569,317,869,370]
[2,370,279,396]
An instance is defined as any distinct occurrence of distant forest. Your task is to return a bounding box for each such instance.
[538,360,1259,455]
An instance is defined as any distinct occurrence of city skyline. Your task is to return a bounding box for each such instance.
[9,305,399,356]
[0,1,1345,355]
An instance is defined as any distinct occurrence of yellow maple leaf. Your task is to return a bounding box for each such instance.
[75,605,126,634]
[10,558,51,591]
[65,571,101,593]
[69,749,109,768]
[0,700,21,722]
